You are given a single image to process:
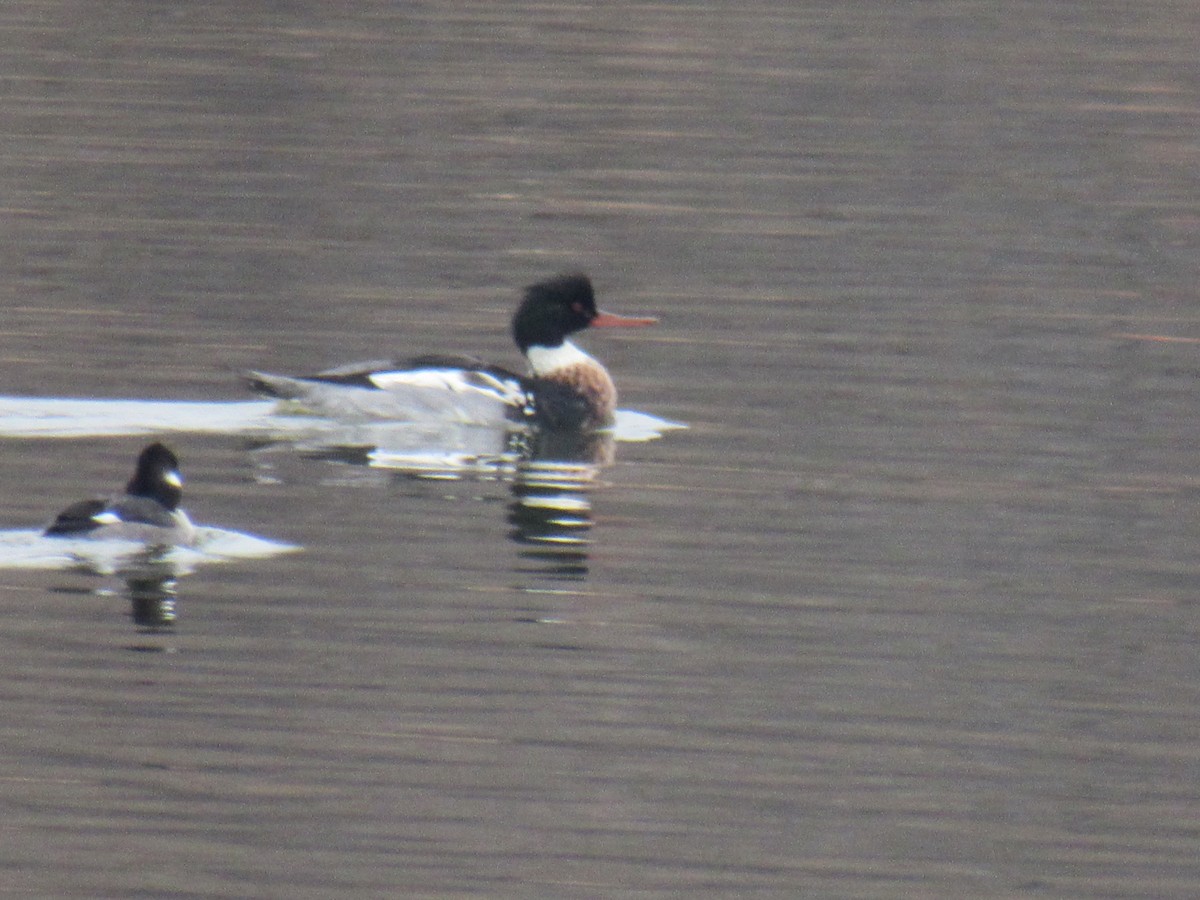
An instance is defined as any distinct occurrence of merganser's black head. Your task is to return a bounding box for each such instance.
[511,273,657,355]
[126,442,184,511]
[511,274,599,354]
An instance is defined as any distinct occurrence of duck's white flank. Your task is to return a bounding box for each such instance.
[368,367,523,404]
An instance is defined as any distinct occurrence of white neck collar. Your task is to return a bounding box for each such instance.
[525,340,595,376]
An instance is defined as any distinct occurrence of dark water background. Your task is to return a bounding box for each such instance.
[2,2,1200,896]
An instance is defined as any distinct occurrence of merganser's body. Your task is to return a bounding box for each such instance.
[246,274,656,429]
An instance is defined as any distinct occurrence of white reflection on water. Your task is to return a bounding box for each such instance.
[0,395,684,439]
[0,397,284,438]
[0,526,300,575]
[0,394,683,596]
[0,395,685,477]
[0,526,301,631]
[359,410,680,473]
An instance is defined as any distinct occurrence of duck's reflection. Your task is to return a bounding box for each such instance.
[250,423,614,580]
[123,564,179,629]
[35,528,297,631]
[0,523,297,633]
[127,578,177,628]
[507,428,612,580]
[509,465,594,580]
[69,550,183,630]
[47,556,179,632]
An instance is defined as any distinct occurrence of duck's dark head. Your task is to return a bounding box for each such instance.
[126,442,184,510]
[511,273,656,354]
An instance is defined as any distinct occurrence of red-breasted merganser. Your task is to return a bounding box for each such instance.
[44,442,196,545]
[245,273,657,429]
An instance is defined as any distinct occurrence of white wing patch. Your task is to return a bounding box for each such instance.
[368,368,525,405]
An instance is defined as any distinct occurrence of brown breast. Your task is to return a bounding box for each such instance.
[542,362,618,428]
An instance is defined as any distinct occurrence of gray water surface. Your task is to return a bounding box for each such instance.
[2,2,1200,897]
